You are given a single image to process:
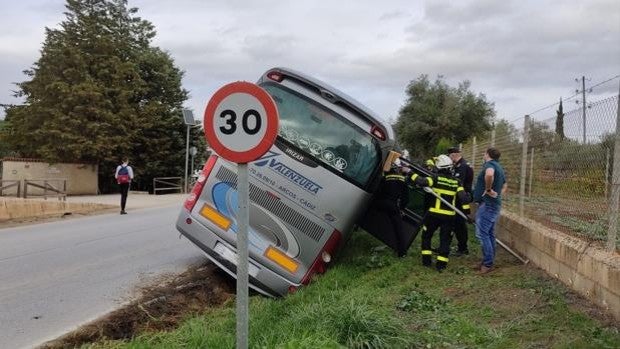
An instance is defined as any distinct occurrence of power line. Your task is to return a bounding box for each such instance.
[506,74,620,124]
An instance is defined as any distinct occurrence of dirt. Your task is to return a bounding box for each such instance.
[0,208,120,230]
[39,262,235,349]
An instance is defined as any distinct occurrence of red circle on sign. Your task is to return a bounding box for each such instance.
[204,81,279,163]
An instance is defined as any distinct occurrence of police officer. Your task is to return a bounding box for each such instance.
[448,147,474,256]
[410,155,470,272]
[375,160,410,257]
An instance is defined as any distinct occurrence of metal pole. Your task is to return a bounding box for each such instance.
[528,148,535,198]
[582,76,587,144]
[607,82,620,252]
[236,163,249,349]
[185,125,190,193]
[520,115,530,217]
[471,136,477,172]
[191,153,195,180]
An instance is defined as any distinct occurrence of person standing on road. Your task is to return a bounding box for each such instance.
[472,147,506,274]
[448,147,474,256]
[115,157,134,215]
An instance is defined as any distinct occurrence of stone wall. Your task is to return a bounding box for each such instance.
[0,197,113,221]
[1,158,98,195]
[498,210,620,321]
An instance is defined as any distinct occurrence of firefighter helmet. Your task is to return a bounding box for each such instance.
[435,154,453,170]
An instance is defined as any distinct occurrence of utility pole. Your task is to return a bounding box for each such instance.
[581,76,587,144]
[576,76,590,144]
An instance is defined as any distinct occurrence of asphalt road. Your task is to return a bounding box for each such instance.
[0,204,206,349]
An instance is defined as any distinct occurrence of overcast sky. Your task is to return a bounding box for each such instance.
[0,0,619,127]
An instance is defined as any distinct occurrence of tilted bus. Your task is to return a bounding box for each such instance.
[176,67,423,296]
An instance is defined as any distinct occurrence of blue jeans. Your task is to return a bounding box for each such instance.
[475,202,501,267]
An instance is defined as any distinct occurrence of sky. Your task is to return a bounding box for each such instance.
[0,0,619,128]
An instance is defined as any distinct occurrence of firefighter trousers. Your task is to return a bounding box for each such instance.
[376,199,408,257]
[421,214,454,270]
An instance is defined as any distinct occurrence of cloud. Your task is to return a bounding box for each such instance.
[0,0,618,127]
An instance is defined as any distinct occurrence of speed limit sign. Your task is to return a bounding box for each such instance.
[204,81,279,163]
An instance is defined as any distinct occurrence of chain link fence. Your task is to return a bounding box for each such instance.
[463,92,620,252]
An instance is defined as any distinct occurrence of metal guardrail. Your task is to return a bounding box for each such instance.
[0,180,21,198]
[153,177,183,194]
[24,179,67,201]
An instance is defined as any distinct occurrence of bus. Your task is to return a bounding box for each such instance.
[176,67,424,296]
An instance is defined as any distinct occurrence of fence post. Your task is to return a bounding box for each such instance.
[24,180,28,198]
[528,148,535,198]
[519,115,530,217]
[607,83,620,252]
[471,137,477,172]
[606,147,611,198]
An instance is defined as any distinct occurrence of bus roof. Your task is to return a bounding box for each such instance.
[261,67,396,145]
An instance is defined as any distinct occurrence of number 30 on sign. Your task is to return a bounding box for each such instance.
[204,82,279,164]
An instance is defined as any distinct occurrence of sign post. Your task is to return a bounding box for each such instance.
[203,82,279,349]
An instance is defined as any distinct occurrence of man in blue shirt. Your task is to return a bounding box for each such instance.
[472,147,506,274]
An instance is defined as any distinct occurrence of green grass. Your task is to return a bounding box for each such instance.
[87,230,620,349]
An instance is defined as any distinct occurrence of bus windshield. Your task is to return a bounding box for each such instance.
[262,84,380,187]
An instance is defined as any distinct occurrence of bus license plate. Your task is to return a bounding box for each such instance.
[214,242,259,277]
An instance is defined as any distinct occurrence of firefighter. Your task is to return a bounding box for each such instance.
[448,147,474,256]
[410,155,470,271]
[375,160,410,257]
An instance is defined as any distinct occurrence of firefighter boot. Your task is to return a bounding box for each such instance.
[422,254,432,267]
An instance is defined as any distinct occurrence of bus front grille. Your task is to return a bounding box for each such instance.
[215,166,325,242]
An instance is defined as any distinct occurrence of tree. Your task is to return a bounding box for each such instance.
[394,75,495,158]
[2,0,205,193]
[555,98,565,141]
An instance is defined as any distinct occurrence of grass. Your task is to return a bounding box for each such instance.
[87,229,620,349]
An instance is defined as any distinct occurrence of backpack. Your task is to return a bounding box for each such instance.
[117,166,130,184]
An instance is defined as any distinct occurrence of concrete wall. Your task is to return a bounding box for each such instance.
[0,198,114,221]
[498,210,620,321]
[1,158,98,195]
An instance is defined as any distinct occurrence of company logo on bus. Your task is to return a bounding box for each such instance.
[254,152,323,195]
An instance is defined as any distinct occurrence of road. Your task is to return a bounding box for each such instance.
[0,204,206,349]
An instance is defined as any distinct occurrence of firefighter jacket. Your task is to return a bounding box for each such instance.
[376,172,409,210]
[410,172,470,217]
[453,157,474,195]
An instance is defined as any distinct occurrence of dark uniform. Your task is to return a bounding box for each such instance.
[411,171,470,271]
[452,156,474,254]
[375,167,410,257]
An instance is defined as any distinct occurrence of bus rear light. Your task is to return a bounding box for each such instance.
[265,246,299,273]
[321,251,331,263]
[301,229,342,285]
[184,155,218,211]
[267,71,284,82]
[200,204,232,230]
[185,217,192,224]
[288,285,298,294]
[371,125,386,141]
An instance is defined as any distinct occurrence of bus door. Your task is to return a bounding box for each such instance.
[358,151,429,254]
[357,184,426,254]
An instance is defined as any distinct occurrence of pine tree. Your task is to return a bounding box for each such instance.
[3,0,204,192]
[555,98,565,141]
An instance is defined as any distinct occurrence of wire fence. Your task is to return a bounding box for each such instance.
[463,91,620,252]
